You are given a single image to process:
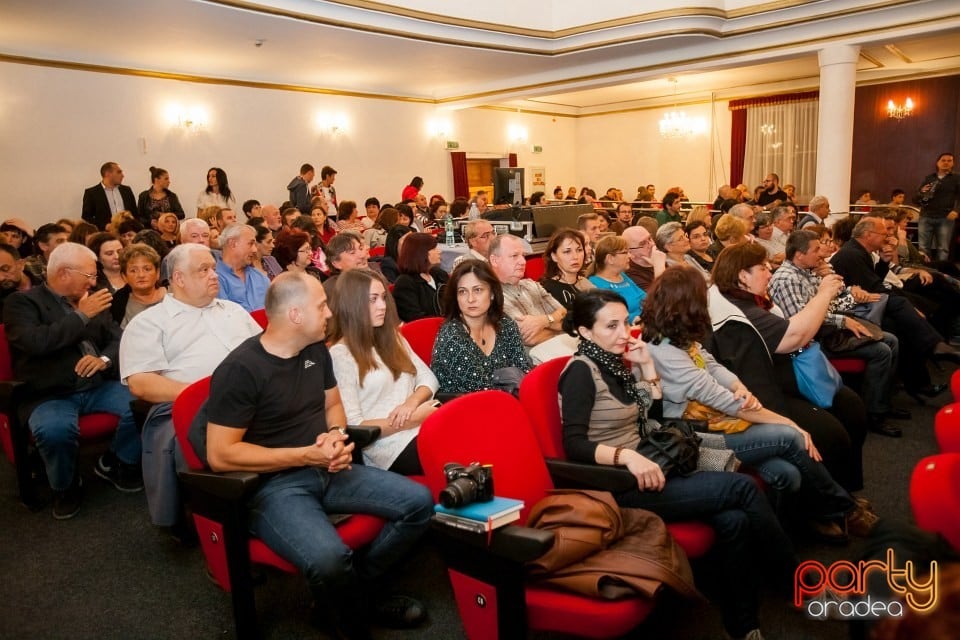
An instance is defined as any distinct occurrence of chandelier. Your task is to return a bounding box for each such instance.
[886,97,914,120]
[658,78,707,138]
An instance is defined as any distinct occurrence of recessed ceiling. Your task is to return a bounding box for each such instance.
[1,0,958,113]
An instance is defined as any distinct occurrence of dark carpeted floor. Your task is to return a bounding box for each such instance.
[0,371,950,640]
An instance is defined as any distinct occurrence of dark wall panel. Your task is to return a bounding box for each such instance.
[852,75,960,203]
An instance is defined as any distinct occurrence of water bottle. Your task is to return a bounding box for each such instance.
[445,214,455,246]
[468,202,480,220]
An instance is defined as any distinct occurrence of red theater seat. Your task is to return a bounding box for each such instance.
[399,316,444,366]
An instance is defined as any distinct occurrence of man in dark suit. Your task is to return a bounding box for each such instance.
[3,243,141,519]
[81,162,139,230]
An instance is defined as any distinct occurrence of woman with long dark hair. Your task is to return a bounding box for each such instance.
[196,167,235,214]
[328,269,438,475]
[392,232,448,322]
[540,228,594,310]
[380,224,414,283]
[559,289,796,640]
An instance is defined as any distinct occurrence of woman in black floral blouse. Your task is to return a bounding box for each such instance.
[431,260,531,393]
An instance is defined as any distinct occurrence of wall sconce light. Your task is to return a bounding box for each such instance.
[164,104,209,132]
[886,97,914,120]
[508,124,528,144]
[315,112,348,136]
[427,117,452,140]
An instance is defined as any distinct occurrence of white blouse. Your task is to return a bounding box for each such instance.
[329,336,438,470]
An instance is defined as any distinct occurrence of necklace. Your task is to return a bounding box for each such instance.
[468,321,488,346]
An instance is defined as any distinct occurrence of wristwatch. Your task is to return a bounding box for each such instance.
[546,313,555,325]
[100,355,111,367]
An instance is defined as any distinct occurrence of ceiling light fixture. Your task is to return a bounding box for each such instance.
[658,78,707,139]
[886,97,914,120]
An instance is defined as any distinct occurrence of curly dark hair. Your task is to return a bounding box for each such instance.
[640,266,711,349]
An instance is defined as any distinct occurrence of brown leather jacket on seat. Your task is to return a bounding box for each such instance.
[526,490,702,602]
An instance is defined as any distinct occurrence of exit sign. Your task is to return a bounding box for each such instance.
[446,140,460,149]
[532,145,543,153]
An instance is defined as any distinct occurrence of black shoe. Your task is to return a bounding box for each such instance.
[867,415,903,438]
[52,477,83,520]
[906,383,948,404]
[168,519,199,547]
[373,594,427,629]
[886,408,912,420]
[95,453,143,492]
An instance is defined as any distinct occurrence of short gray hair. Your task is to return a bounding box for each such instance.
[218,223,250,248]
[729,203,754,220]
[488,232,521,257]
[808,195,828,212]
[326,231,361,262]
[852,218,880,239]
[654,222,683,251]
[180,218,210,241]
[771,206,793,222]
[47,242,97,276]
[166,243,213,277]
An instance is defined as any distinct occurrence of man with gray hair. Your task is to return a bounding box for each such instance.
[728,202,757,236]
[622,225,665,290]
[799,195,831,229]
[452,219,495,269]
[216,223,269,311]
[488,233,577,363]
[159,217,216,282]
[4,243,141,519]
[121,243,261,536]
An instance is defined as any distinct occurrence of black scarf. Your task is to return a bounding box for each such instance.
[576,338,652,417]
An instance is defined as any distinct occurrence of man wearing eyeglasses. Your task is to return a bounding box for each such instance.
[608,202,636,235]
[452,219,494,269]
[3,243,142,519]
[622,225,666,291]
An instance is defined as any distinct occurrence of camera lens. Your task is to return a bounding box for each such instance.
[439,477,477,508]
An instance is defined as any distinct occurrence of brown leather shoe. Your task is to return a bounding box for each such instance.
[847,505,880,538]
[807,519,849,545]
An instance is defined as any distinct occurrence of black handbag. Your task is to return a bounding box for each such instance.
[636,419,702,478]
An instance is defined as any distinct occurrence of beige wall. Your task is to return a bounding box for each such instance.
[0,61,728,229]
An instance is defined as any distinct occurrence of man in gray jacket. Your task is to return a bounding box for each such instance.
[287,163,315,215]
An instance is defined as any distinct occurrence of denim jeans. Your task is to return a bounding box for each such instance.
[248,465,433,595]
[723,423,853,519]
[615,470,794,637]
[27,381,140,491]
[918,216,954,261]
[841,331,898,415]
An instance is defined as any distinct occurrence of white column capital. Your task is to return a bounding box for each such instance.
[818,44,861,68]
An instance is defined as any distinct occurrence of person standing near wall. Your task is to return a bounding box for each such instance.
[915,152,960,261]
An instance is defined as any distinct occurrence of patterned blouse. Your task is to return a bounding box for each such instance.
[431,316,532,394]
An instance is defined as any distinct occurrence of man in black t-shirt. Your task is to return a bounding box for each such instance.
[757,173,790,208]
[205,272,433,638]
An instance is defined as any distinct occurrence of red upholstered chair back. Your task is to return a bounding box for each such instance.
[523,255,545,282]
[399,316,445,366]
[910,453,960,550]
[935,403,960,453]
[518,356,571,459]
[417,390,553,525]
[249,308,268,330]
[0,325,14,381]
[952,369,960,402]
[172,376,212,470]
[368,246,385,258]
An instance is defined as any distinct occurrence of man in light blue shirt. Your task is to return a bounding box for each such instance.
[215,223,269,312]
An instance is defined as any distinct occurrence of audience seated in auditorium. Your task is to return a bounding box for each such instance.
[432,260,531,394]
[753,212,781,265]
[539,228,594,310]
[644,267,875,541]
[204,271,432,637]
[489,233,576,364]
[452,219,495,270]
[798,195,831,229]
[322,231,369,299]
[656,222,708,279]
[336,200,366,234]
[608,201,635,235]
[728,202,758,237]
[621,225,666,292]
[273,228,324,283]
[588,235,646,323]
[68,222,99,247]
[685,220,715,275]
[379,224,413,284]
[327,269,436,475]
[0,243,31,315]
[576,212,602,266]
[215,223,269,312]
[242,199,262,220]
[706,243,868,493]
[196,167,236,214]
[291,213,332,273]
[23,223,68,286]
[4,243,142,519]
[757,173,789,208]
[392,232,448,322]
[137,166,185,228]
[82,162,139,230]
[116,219,143,248]
[712,214,749,255]
[768,230,903,438]
[251,225,283,280]
[110,243,166,329]
[259,204,283,239]
[559,288,797,640]
[656,192,683,227]
[159,218,215,282]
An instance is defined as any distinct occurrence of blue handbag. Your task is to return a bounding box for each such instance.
[791,341,842,408]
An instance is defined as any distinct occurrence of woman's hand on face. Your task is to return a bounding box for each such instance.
[623,336,653,366]
[625,452,666,492]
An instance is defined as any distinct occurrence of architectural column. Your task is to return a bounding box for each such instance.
[815,44,860,220]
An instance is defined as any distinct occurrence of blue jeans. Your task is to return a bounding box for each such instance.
[723,423,853,519]
[615,470,794,637]
[248,465,433,594]
[918,216,954,261]
[840,331,898,415]
[27,381,140,491]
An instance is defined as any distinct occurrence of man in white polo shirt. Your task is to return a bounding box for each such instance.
[120,243,261,535]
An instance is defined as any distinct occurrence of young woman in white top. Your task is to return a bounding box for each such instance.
[196,167,236,214]
[327,269,439,475]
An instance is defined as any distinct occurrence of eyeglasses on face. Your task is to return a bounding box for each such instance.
[66,267,98,281]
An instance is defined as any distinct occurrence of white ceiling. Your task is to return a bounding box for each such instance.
[1,0,959,114]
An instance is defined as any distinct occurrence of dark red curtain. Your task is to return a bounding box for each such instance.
[730,109,747,187]
[451,152,468,199]
[508,153,518,168]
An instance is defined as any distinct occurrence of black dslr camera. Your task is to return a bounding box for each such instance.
[439,462,494,508]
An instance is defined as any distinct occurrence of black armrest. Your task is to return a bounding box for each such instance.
[430,520,555,564]
[345,425,380,448]
[0,379,21,412]
[434,392,467,404]
[545,458,636,492]
[178,469,261,502]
